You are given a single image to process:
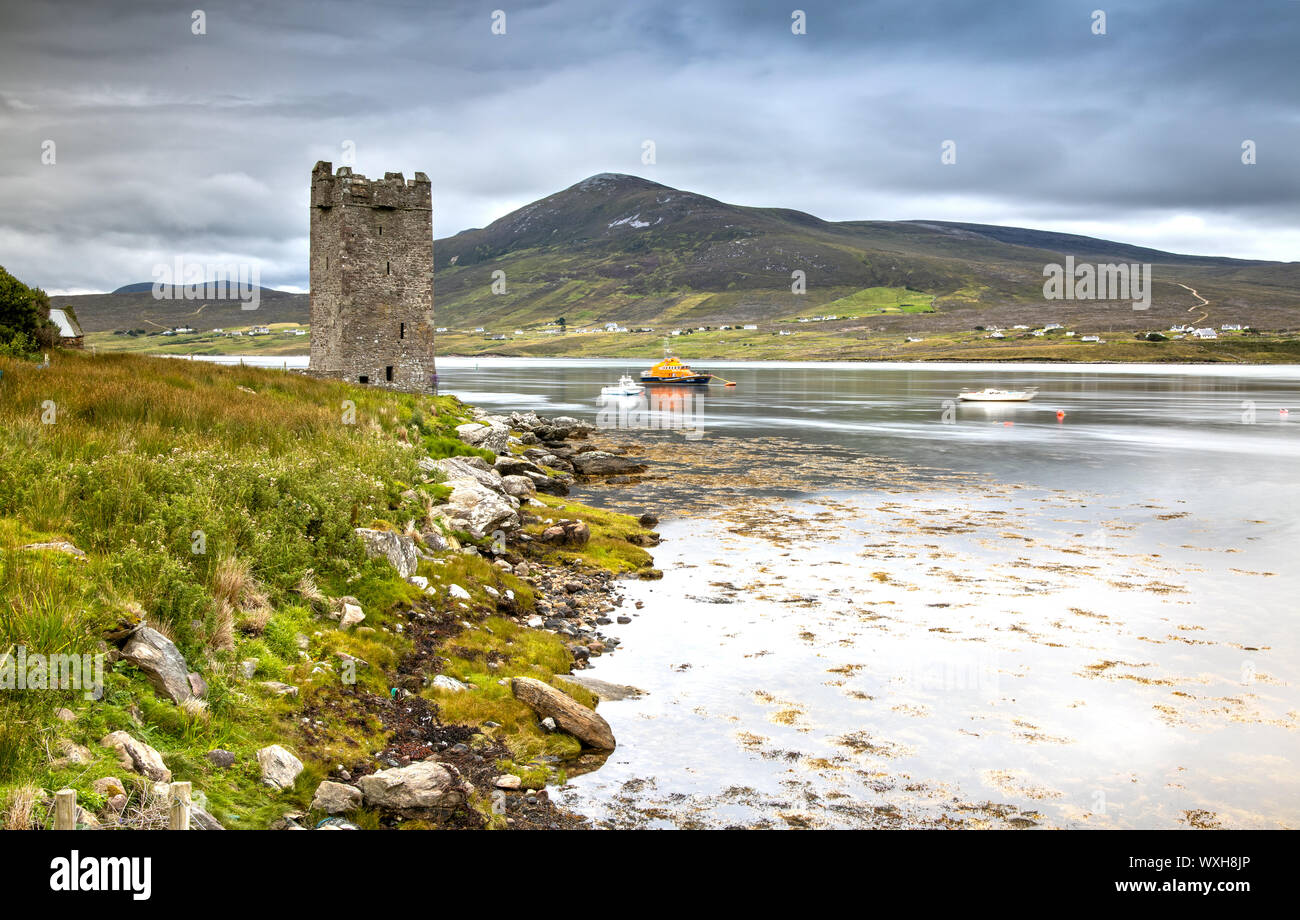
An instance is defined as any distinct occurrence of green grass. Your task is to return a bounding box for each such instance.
[524,495,657,576]
[784,286,935,320]
[0,350,640,828]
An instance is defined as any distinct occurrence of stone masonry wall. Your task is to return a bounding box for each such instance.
[308,160,436,391]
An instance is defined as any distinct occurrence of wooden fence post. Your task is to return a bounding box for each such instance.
[168,781,191,830]
[54,788,77,830]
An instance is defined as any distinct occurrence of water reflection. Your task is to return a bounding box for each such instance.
[596,387,708,440]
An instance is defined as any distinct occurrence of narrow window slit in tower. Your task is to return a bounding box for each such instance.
[385,366,394,382]
[400,322,405,339]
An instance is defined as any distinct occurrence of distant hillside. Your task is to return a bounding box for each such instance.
[432,173,1300,334]
[61,289,308,333]
[66,173,1300,341]
[110,281,292,295]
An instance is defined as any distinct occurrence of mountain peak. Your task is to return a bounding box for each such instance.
[568,172,669,194]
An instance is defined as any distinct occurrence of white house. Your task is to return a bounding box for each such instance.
[1220,324,1243,331]
[1193,328,1218,339]
[1081,335,1101,342]
[49,308,85,348]
[743,324,758,330]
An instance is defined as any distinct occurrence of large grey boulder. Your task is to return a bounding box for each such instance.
[426,456,504,492]
[494,455,543,477]
[525,470,570,496]
[354,528,419,578]
[500,475,536,499]
[455,422,510,455]
[511,677,616,751]
[443,477,520,538]
[571,451,648,477]
[311,780,363,814]
[356,760,467,817]
[257,744,304,790]
[120,626,194,703]
[100,731,172,782]
[508,411,544,430]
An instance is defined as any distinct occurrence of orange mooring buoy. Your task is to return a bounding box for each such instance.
[1056,409,1066,421]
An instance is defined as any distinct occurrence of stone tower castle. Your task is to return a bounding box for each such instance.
[308,160,436,391]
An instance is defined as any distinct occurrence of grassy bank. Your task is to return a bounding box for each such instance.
[0,350,645,829]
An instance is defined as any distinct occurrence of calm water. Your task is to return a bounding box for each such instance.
[435,359,1300,829]
[209,355,1300,828]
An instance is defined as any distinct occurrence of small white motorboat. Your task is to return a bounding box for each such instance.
[601,374,645,397]
[958,386,1038,402]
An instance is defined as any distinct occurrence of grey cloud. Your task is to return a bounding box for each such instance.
[1,0,1296,293]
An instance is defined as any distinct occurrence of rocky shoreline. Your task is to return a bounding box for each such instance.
[297,408,662,829]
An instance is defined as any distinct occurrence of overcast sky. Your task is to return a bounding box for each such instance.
[2,0,1297,293]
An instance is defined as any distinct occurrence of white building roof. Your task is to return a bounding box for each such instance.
[49,308,83,338]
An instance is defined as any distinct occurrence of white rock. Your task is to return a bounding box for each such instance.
[356,760,466,816]
[310,780,363,814]
[442,476,520,538]
[448,584,471,600]
[432,674,470,693]
[257,744,304,790]
[339,603,365,630]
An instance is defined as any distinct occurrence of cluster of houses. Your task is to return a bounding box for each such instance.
[454,322,763,338]
[155,325,306,338]
[975,322,1109,343]
[670,324,758,336]
[1164,323,1245,340]
[969,320,1249,345]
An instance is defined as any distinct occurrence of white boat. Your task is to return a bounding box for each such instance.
[958,386,1038,402]
[601,374,645,397]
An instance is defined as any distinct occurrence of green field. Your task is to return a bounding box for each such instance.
[86,322,311,356]
[784,286,936,321]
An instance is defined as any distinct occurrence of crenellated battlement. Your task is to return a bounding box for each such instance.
[311,160,431,211]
